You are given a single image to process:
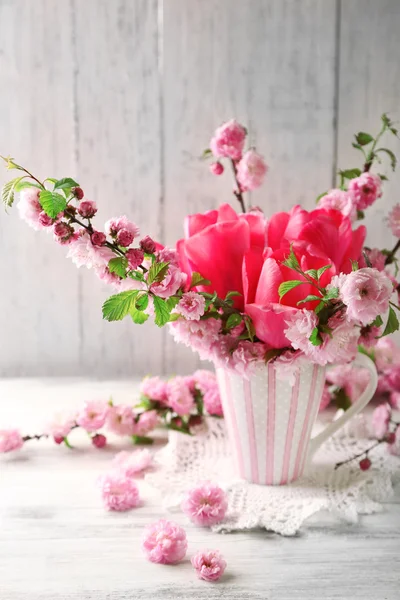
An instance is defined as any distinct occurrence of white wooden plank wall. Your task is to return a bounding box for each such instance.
[0,0,399,378]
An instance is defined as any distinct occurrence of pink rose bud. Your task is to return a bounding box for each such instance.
[92,433,107,448]
[53,435,64,445]
[78,200,97,219]
[116,228,134,247]
[210,162,224,175]
[140,235,156,254]
[126,248,144,270]
[73,186,84,200]
[38,211,54,227]
[91,231,106,246]
[54,221,75,242]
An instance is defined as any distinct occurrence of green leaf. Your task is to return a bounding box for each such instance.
[44,177,58,185]
[1,177,21,208]
[309,327,323,346]
[317,264,332,279]
[135,292,149,311]
[165,296,179,311]
[0,155,25,171]
[202,148,213,159]
[378,173,388,181]
[325,286,339,300]
[315,301,326,314]
[108,257,128,278]
[225,313,243,330]
[264,348,284,363]
[316,191,328,203]
[190,271,211,288]
[14,179,41,192]
[339,168,362,180]
[355,132,374,146]
[244,317,256,342]
[53,177,79,191]
[377,148,397,171]
[352,142,363,151]
[39,190,67,218]
[130,307,149,324]
[147,261,170,285]
[102,290,139,321]
[278,280,305,299]
[128,270,145,282]
[168,312,181,322]
[297,295,323,305]
[380,306,399,337]
[305,269,318,280]
[63,437,73,449]
[153,295,171,327]
[351,260,359,272]
[282,245,300,270]
[381,113,392,127]
[371,315,384,327]
[132,435,154,445]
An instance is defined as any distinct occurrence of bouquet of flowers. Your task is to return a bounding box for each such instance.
[2,115,400,378]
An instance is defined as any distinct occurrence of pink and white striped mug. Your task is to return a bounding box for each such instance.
[216,352,377,485]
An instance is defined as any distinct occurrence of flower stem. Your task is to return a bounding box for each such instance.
[384,239,400,266]
[230,159,246,213]
[334,440,381,469]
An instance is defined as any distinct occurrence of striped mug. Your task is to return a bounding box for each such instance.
[216,352,378,485]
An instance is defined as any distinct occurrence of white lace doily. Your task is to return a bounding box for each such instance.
[146,416,400,536]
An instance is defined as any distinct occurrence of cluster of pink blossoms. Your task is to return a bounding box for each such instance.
[319,172,382,221]
[208,119,268,192]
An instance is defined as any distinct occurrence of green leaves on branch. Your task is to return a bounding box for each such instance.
[39,190,67,218]
[309,327,323,346]
[355,132,374,146]
[225,313,243,330]
[376,148,397,171]
[53,177,79,195]
[153,295,172,327]
[1,178,21,208]
[102,290,142,321]
[278,280,305,300]
[339,168,361,181]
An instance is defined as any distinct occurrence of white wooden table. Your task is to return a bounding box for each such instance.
[0,379,399,600]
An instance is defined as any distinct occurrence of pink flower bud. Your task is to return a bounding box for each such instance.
[78,200,97,219]
[73,187,84,200]
[92,433,107,448]
[91,231,106,246]
[54,221,72,238]
[53,435,64,445]
[126,248,144,270]
[116,228,134,247]
[38,211,54,227]
[140,235,156,254]
[209,162,224,175]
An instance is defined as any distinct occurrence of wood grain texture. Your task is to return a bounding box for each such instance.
[0,379,399,600]
[162,0,337,374]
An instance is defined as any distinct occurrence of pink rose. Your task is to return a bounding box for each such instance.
[0,429,24,453]
[177,203,266,310]
[210,119,246,160]
[266,205,366,275]
[236,149,268,191]
[149,264,185,298]
[339,268,392,325]
[318,189,357,221]
[348,173,382,209]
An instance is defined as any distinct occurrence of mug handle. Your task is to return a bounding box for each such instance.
[307,352,378,460]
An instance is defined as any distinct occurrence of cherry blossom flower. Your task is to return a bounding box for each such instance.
[388,203,400,238]
[76,400,110,432]
[0,429,24,453]
[203,388,223,417]
[359,248,386,271]
[17,188,44,230]
[191,550,227,582]
[134,410,159,436]
[142,519,187,564]
[140,376,169,403]
[98,472,140,511]
[150,265,186,299]
[181,481,227,526]
[112,449,153,477]
[348,173,382,209]
[339,268,392,325]
[44,413,76,440]
[230,340,267,376]
[104,216,139,239]
[67,231,115,269]
[193,370,217,394]
[126,248,144,270]
[167,377,195,416]
[169,319,221,361]
[371,403,391,439]
[175,292,206,320]
[210,119,246,160]
[106,405,136,436]
[236,149,268,191]
[318,188,357,221]
[78,200,97,218]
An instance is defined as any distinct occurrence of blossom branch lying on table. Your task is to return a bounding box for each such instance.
[2,114,400,378]
[0,371,222,453]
